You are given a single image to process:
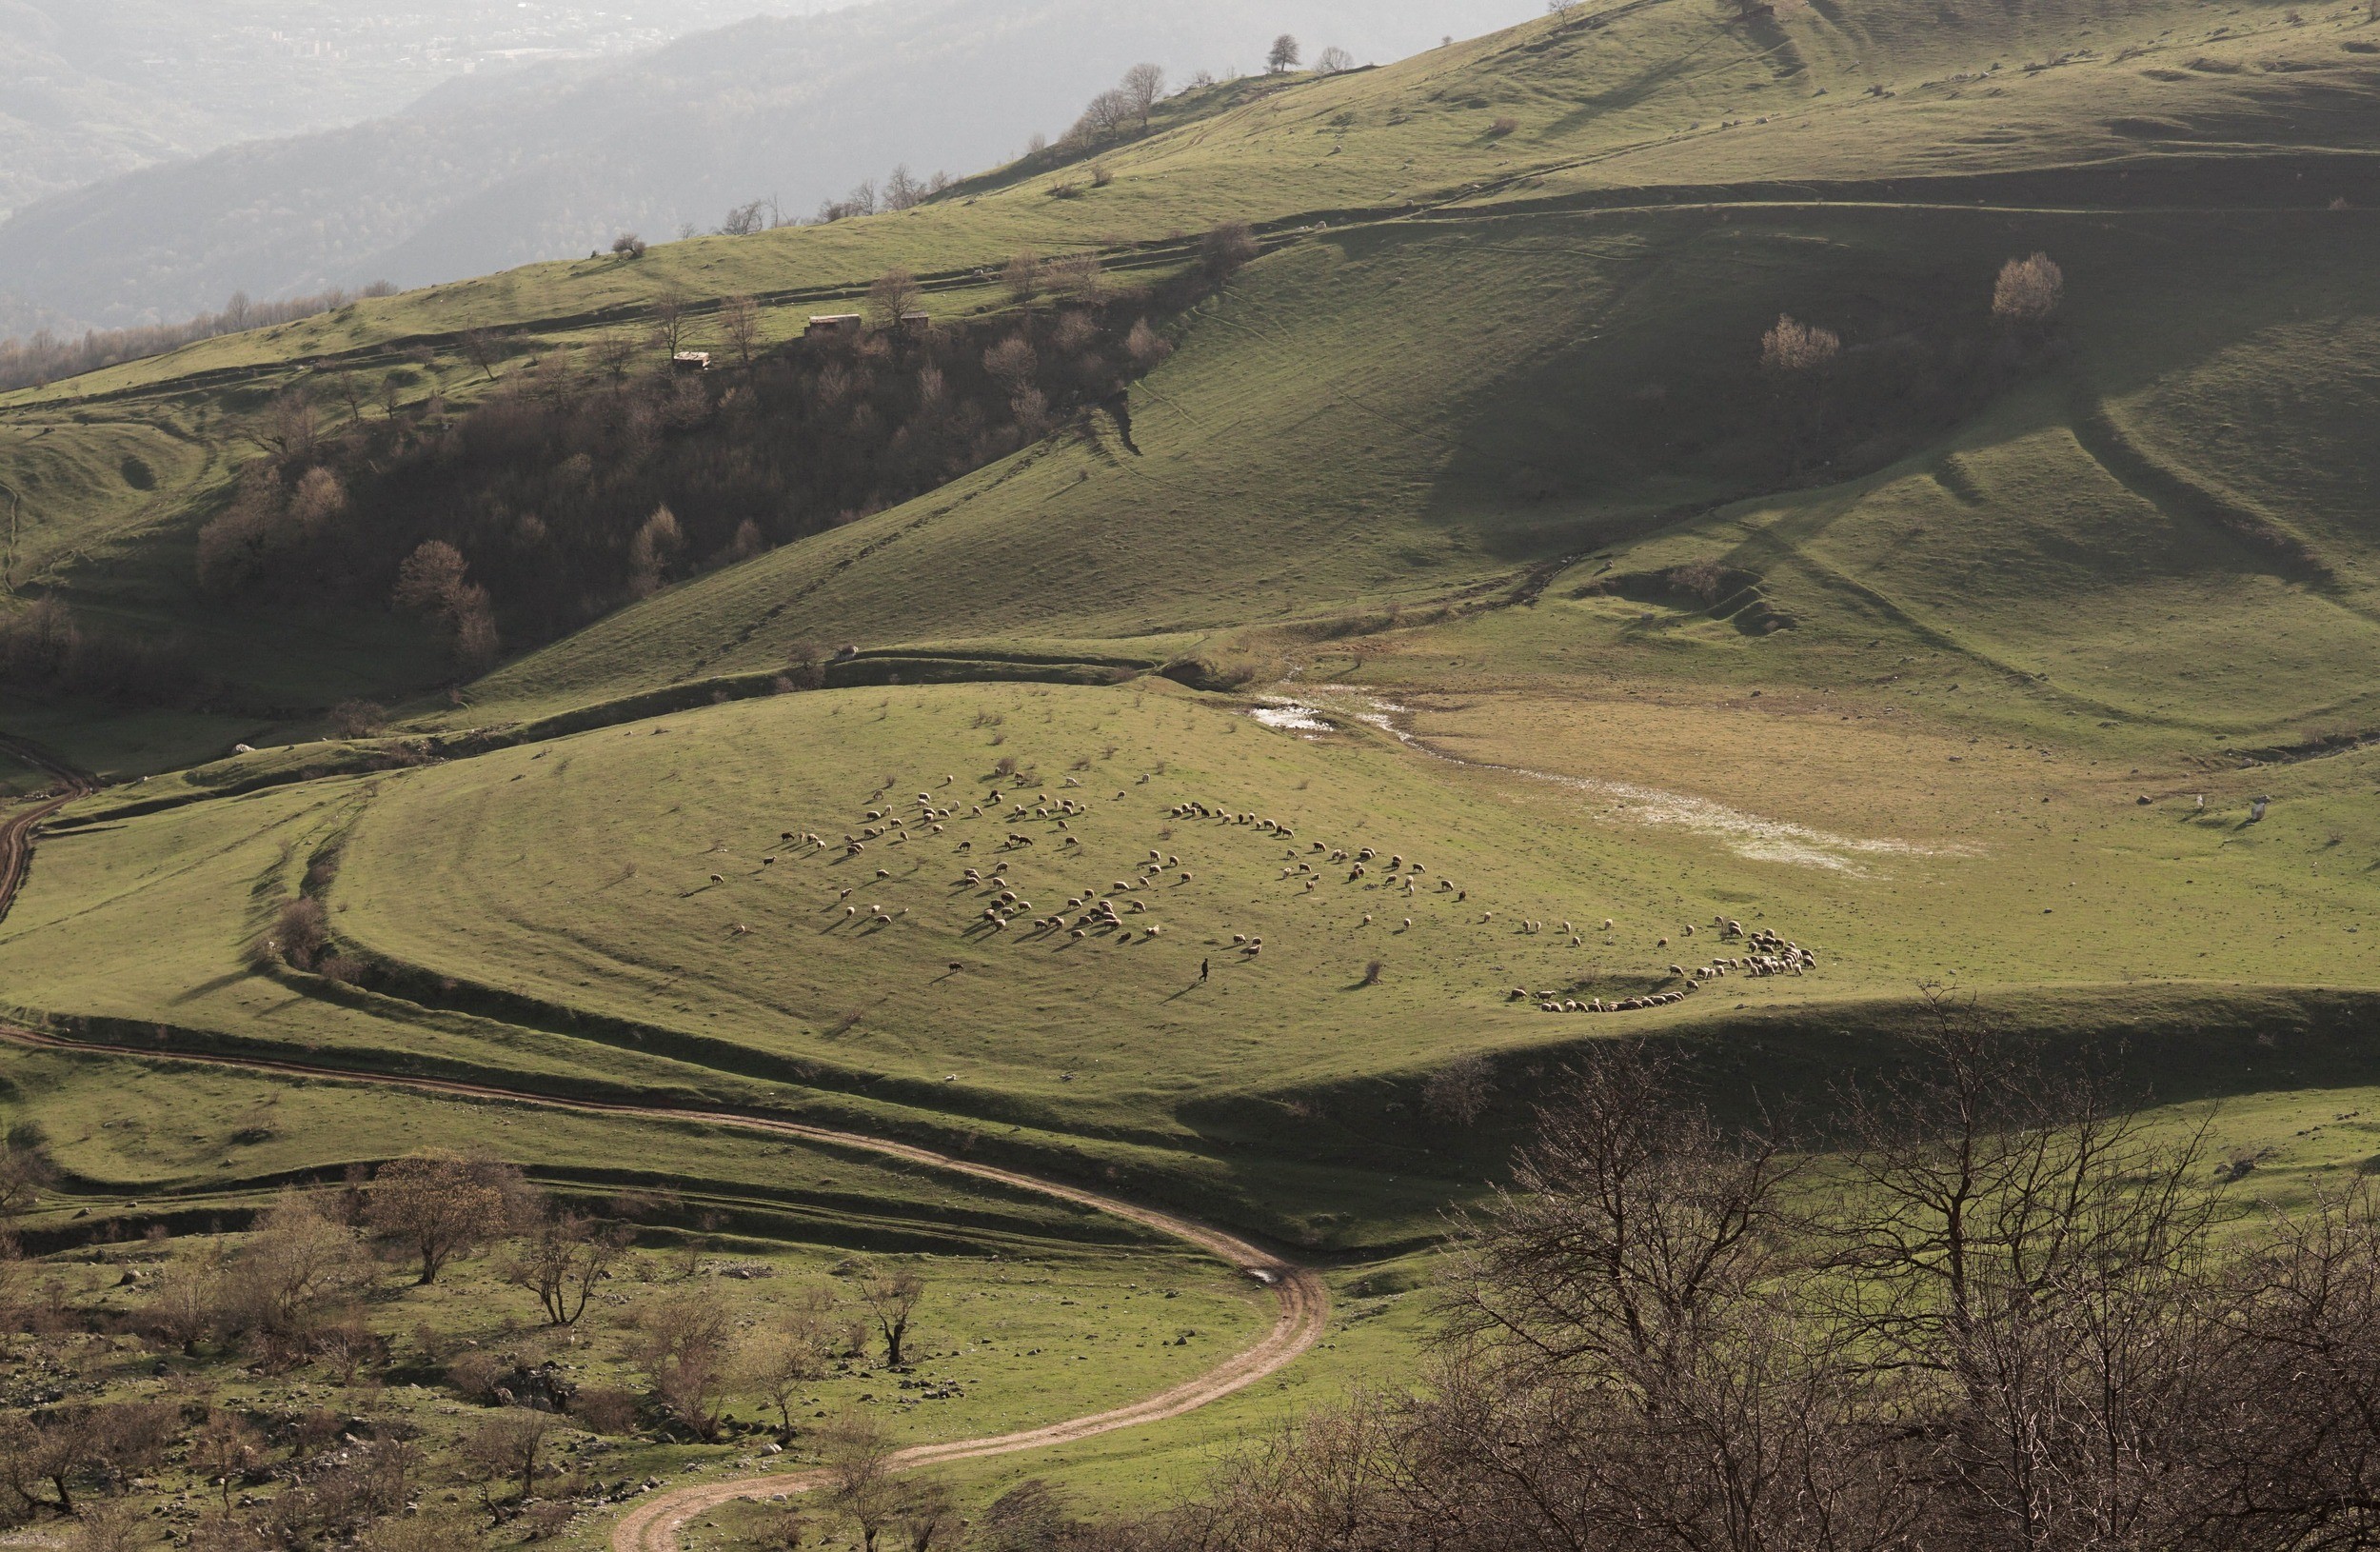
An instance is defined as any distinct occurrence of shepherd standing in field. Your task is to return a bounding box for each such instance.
[1200,958,1209,984]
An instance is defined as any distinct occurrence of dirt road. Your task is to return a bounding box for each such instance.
[0,1025,1328,1551]
[0,735,93,927]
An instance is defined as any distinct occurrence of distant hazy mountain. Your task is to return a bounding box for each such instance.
[0,0,845,229]
[0,0,1542,335]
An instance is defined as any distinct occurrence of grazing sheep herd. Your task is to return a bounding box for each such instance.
[1505,919,1821,1015]
[720,765,1818,1019]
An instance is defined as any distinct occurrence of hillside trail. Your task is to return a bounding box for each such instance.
[610,1250,1321,1550]
[0,1019,1328,1550]
[0,735,95,927]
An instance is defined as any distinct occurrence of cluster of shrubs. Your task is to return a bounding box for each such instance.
[0,1129,956,1549]
[0,597,204,706]
[1085,1002,2380,1552]
[1747,251,2067,476]
[191,231,1256,677]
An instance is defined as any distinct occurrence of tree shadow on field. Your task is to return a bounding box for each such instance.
[169,970,254,1005]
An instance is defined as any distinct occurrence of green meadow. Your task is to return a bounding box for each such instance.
[6,0,2380,1539]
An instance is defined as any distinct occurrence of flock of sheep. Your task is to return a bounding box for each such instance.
[1509,921,1821,1014]
[737,773,1818,1015]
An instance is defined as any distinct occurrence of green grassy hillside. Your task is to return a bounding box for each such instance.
[4,1,2380,1532]
[5,0,2370,747]
[14,667,2380,1244]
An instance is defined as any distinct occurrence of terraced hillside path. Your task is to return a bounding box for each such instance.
[0,737,95,926]
[0,1028,1326,1552]
[613,1241,1323,1551]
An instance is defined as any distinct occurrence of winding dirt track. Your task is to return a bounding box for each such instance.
[0,737,93,927]
[0,1022,1328,1550]
[0,743,1325,1544]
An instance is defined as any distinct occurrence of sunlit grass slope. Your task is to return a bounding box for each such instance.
[0,1045,1182,1263]
[468,192,2380,733]
[16,671,2380,1235]
[16,0,2367,411]
[4,0,2374,748]
[0,1045,1287,1529]
[1,0,2377,1241]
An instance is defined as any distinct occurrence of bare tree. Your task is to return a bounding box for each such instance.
[1826,990,2225,1552]
[611,232,647,260]
[1046,251,1103,303]
[739,1291,838,1438]
[1125,1010,2380,1552]
[719,295,762,368]
[146,1245,226,1352]
[464,1408,558,1520]
[1315,46,1357,75]
[364,1151,522,1284]
[976,1481,1078,1551]
[629,506,684,597]
[1125,318,1173,370]
[327,369,367,424]
[1444,1046,1806,1382]
[450,589,501,674]
[1268,33,1302,72]
[264,388,320,460]
[883,166,926,210]
[896,1478,960,1551]
[285,466,347,537]
[220,1190,374,1359]
[858,1262,926,1368]
[636,1290,737,1441]
[592,330,638,386]
[1421,1055,1493,1126]
[504,1210,628,1326]
[718,199,768,236]
[1073,88,1137,141]
[70,1497,149,1552]
[869,269,923,331]
[0,1403,173,1522]
[649,293,692,359]
[983,337,1039,392]
[458,328,503,383]
[2212,1180,2380,1549]
[392,540,469,615]
[1003,251,1041,304]
[1390,1045,1926,1552]
[189,1410,266,1514]
[1200,222,1260,279]
[820,1410,902,1551]
[0,1135,50,1228]
[825,179,879,219]
[1993,251,2065,327]
[1760,313,1840,372]
[1121,63,1166,125]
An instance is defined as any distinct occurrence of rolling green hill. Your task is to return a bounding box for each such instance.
[10,0,2380,1192]
[5,0,2380,1532]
